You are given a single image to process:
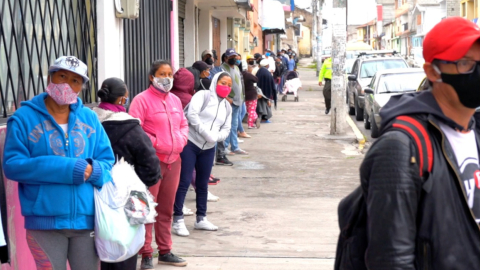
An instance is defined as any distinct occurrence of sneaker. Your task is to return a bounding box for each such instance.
[225,149,234,156]
[172,219,190,237]
[238,139,244,143]
[211,175,221,182]
[208,178,219,185]
[261,119,272,123]
[233,149,249,155]
[158,252,188,267]
[216,157,233,166]
[248,126,257,129]
[207,191,220,202]
[182,206,194,216]
[140,256,155,270]
[194,217,218,231]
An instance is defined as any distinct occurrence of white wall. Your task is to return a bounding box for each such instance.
[172,0,180,71]
[97,0,124,94]
[423,3,447,35]
[199,9,212,55]
[184,0,197,66]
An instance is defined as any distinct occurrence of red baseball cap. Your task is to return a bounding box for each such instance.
[423,17,480,63]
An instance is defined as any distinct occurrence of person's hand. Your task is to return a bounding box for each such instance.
[84,164,93,180]
[318,82,323,86]
[267,101,272,107]
[226,97,233,104]
[257,94,263,99]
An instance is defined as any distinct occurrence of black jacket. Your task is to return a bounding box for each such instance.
[361,90,480,270]
[93,108,161,187]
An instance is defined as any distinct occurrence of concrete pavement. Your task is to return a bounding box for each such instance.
[142,59,364,270]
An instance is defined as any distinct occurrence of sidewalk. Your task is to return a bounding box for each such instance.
[142,60,364,270]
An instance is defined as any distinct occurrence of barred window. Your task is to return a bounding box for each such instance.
[0,0,97,119]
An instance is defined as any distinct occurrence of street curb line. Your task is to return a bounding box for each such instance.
[346,114,366,150]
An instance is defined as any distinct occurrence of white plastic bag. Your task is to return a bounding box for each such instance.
[94,158,148,262]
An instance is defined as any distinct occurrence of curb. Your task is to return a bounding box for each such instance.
[346,114,366,150]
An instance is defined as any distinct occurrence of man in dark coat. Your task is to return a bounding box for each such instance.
[256,59,276,121]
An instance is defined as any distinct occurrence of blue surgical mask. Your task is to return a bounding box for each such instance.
[266,53,271,57]
[236,60,241,65]
[124,97,130,107]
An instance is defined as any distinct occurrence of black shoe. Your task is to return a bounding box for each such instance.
[158,252,188,267]
[140,256,154,270]
[216,156,233,166]
[325,109,330,114]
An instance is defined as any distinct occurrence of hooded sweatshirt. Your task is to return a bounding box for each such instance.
[185,72,232,150]
[170,68,195,108]
[3,93,115,230]
[93,107,161,187]
[129,85,189,164]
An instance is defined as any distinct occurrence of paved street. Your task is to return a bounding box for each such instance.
[348,114,376,145]
[142,61,365,270]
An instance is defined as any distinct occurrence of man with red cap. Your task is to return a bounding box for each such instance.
[358,17,480,269]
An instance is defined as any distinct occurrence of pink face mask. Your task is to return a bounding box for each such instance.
[45,82,79,105]
[216,85,231,98]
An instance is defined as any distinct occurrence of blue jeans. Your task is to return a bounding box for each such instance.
[237,102,246,133]
[174,141,215,217]
[225,104,240,152]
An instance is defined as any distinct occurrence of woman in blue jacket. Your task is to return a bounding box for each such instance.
[3,56,115,270]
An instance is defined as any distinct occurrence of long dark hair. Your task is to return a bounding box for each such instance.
[148,60,172,85]
[98,78,127,104]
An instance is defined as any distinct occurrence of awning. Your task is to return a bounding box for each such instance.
[260,0,286,34]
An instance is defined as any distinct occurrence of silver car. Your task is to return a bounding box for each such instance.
[363,68,425,138]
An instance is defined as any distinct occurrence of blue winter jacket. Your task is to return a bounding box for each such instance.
[3,93,115,230]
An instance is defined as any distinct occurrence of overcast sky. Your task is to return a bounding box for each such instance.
[295,0,376,25]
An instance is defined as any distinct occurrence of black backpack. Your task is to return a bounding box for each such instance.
[334,115,433,270]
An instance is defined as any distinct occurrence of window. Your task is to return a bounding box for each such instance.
[377,72,425,93]
[417,14,422,25]
[0,0,97,119]
[360,60,408,78]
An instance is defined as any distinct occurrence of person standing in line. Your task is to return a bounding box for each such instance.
[288,54,296,71]
[256,59,276,122]
[221,48,249,155]
[265,50,276,74]
[94,78,161,270]
[3,56,115,270]
[235,54,250,139]
[129,60,189,269]
[318,57,332,114]
[202,49,215,66]
[194,61,212,91]
[172,72,232,237]
[359,17,480,269]
[243,62,260,129]
[252,53,263,76]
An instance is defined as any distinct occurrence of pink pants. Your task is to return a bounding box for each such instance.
[246,100,258,128]
[139,158,181,257]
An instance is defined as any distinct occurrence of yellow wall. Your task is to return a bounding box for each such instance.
[461,0,476,20]
[298,25,311,56]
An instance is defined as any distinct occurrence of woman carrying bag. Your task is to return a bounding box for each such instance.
[172,72,232,237]
[93,77,162,270]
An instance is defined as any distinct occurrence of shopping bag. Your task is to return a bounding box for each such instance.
[94,158,147,262]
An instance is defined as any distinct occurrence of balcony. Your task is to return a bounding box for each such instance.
[235,0,253,11]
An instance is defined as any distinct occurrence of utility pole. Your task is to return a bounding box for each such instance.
[316,0,323,77]
[312,0,317,63]
[330,0,347,135]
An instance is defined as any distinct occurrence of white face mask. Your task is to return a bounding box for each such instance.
[152,77,173,93]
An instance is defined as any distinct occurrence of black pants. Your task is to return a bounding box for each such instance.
[323,79,332,110]
[100,254,137,270]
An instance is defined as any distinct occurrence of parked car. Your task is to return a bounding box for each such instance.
[363,68,425,138]
[347,51,409,121]
[417,76,429,91]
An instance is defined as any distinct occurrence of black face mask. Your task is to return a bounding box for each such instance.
[227,58,236,65]
[205,58,214,65]
[437,64,480,109]
[248,61,255,66]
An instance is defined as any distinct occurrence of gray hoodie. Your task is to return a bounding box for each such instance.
[186,72,232,150]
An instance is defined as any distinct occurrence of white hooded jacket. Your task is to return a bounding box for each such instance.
[186,72,232,150]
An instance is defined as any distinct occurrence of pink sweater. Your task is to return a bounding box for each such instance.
[129,85,189,164]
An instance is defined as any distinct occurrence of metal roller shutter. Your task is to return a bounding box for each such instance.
[178,0,187,68]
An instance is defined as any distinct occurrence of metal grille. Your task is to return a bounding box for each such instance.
[124,0,171,97]
[0,0,97,119]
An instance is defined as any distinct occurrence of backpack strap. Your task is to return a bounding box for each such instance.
[200,90,210,112]
[391,116,433,177]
